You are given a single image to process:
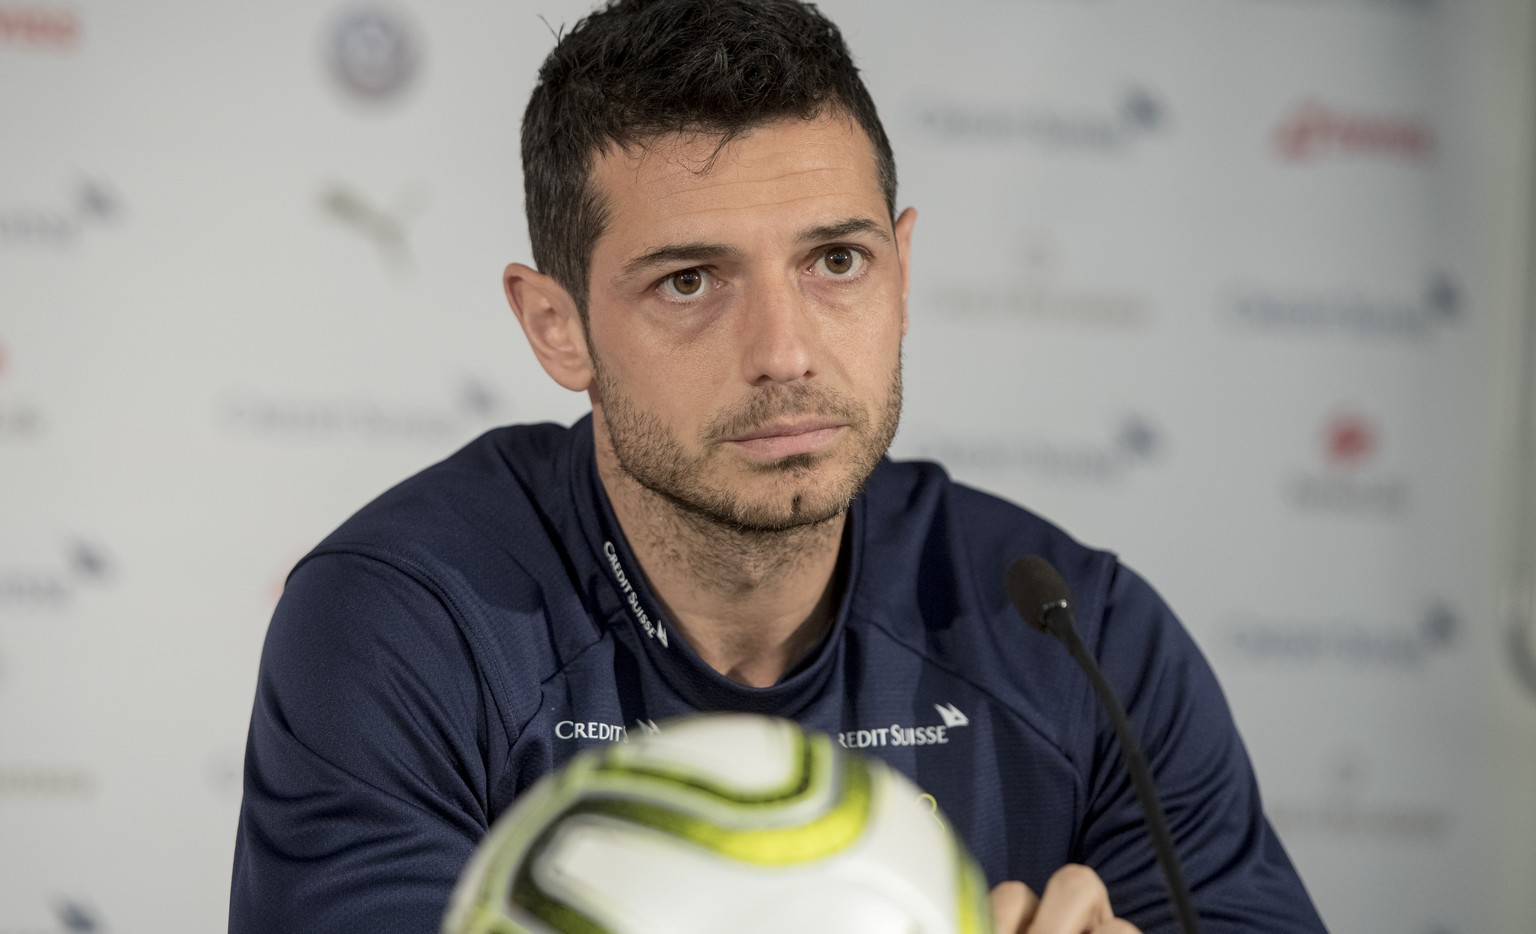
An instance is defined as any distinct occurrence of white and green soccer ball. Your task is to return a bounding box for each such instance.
[443,713,992,934]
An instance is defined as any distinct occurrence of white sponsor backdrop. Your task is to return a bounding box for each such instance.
[2,1,1535,931]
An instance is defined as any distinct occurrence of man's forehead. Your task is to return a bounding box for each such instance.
[588,114,887,233]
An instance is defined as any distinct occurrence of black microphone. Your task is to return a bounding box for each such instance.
[1005,556,1201,934]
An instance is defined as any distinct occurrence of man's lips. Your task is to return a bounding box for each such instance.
[728,417,844,442]
[724,418,846,458]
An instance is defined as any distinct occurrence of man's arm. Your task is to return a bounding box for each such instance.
[1074,562,1326,932]
[230,552,499,932]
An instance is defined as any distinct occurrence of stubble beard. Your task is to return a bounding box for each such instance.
[593,355,903,536]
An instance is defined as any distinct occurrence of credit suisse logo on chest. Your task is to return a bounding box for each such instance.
[837,703,970,749]
[552,704,970,750]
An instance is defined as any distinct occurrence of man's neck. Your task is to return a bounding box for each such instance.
[596,449,845,689]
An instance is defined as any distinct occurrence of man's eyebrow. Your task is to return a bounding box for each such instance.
[619,242,739,280]
[798,217,893,245]
[617,218,892,281]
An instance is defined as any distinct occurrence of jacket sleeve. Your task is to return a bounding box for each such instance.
[230,550,502,933]
[1076,562,1328,933]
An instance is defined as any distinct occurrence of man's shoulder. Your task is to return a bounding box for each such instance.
[267,419,600,718]
[859,456,1176,700]
[284,420,596,651]
[864,456,1117,597]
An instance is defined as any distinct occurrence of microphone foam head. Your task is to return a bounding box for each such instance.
[1005,556,1073,632]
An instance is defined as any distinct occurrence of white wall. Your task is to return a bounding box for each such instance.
[1,1,1532,930]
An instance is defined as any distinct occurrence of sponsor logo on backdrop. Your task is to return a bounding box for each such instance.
[0,765,95,798]
[326,4,421,103]
[1241,0,1439,13]
[0,179,120,247]
[1225,600,1457,669]
[220,376,509,443]
[1268,747,1450,844]
[0,340,44,440]
[924,233,1152,327]
[0,4,78,51]
[0,541,113,612]
[1286,410,1409,516]
[1225,271,1460,342]
[319,180,428,269]
[906,415,1159,482]
[1508,600,1536,705]
[1275,98,1434,163]
[913,86,1166,153]
[0,898,105,934]
[206,747,243,798]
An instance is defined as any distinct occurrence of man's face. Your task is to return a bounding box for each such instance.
[583,112,915,533]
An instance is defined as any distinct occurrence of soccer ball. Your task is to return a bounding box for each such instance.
[443,713,993,934]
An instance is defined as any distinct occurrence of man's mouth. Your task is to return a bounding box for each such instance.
[725,417,846,459]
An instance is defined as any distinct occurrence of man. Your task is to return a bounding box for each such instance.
[231,1,1327,931]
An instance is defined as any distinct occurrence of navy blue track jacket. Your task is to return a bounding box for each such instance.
[230,417,1326,932]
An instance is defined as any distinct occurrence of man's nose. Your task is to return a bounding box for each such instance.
[740,276,816,385]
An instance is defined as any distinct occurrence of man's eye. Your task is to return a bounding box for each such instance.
[661,268,709,299]
[815,247,863,277]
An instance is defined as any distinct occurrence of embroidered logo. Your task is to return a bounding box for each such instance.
[554,718,664,743]
[838,703,970,750]
[603,541,668,647]
[933,702,970,728]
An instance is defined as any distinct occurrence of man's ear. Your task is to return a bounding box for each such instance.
[894,206,918,336]
[504,263,592,391]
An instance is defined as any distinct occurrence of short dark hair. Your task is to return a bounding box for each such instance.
[521,0,897,316]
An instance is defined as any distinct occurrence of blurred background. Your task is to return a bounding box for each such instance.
[3,0,1535,930]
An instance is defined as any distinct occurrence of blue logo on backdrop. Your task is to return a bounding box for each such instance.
[54,900,100,933]
[1225,271,1461,342]
[220,376,510,443]
[326,5,421,103]
[0,541,113,611]
[1507,606,1536,705]
[912,86,1167,153]
[0,179,121,247]
[1225,601,1458,669]
[905,414,1160,482]
[0,897,105,933]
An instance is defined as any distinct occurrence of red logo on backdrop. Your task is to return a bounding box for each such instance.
[0,5,79,50]
[1323,411,1377,469]
[1275,99,1434,163]
[1288,408,1404,515]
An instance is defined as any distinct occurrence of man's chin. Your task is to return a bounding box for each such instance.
[742,450,829,475]
[664,481,854,534]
